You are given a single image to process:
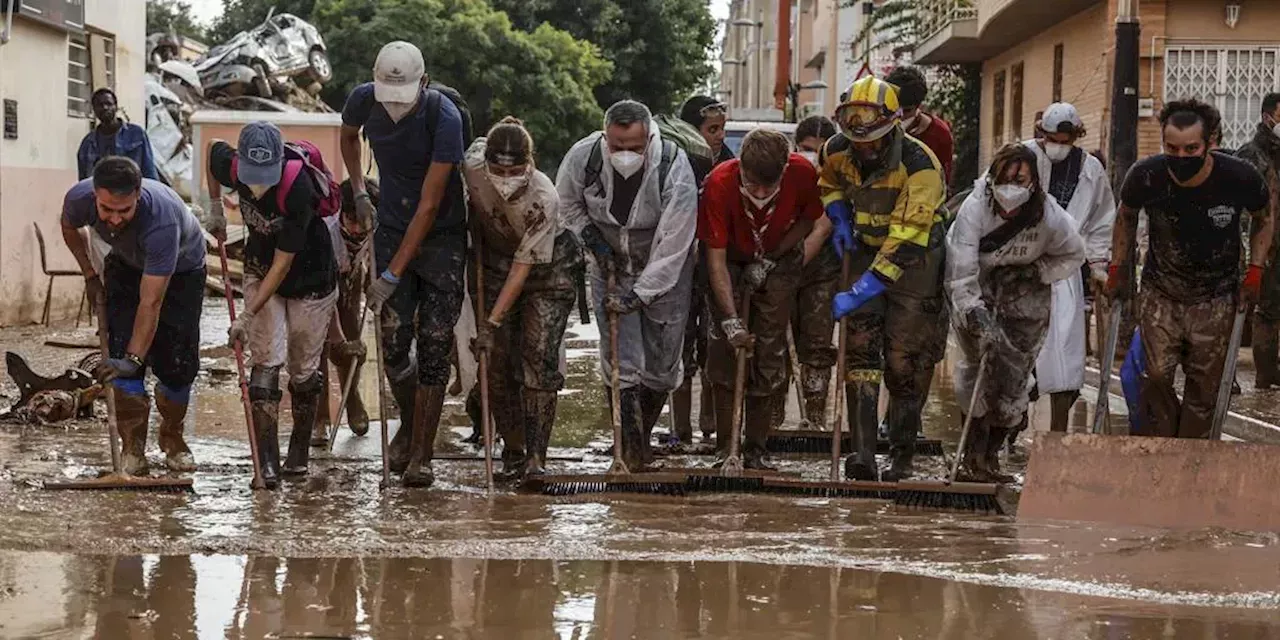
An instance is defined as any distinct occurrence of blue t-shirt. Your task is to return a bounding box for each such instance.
[341,83,466,234]
[62,178,207,276]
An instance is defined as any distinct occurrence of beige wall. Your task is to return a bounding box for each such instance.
[979,4,1109,167]
[0,1,146,326]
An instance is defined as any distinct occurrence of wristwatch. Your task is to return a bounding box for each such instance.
[124,353,144,368]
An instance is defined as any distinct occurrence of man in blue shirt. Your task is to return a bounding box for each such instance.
[61,157,207,475]
[77,88,159,181]
[340,41,467,488]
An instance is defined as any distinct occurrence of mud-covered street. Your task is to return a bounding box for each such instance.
[0,304,1277,637]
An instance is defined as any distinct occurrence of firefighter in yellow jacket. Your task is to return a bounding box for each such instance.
[820,76,947,482]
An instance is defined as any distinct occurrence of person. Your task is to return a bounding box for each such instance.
[557,99,698,471]
[947,144,1085,482]
[77,88,159,181]
[340,41,468,487]
[822,76,948,482]
[1233,92,1280,390]
[673,95,736,447]
[787,115,840,426]
[1107,99,1272,438]
[700,128,821,468]
[885,66,953,190]
[1020,103,1116,433]
[205,121,343,487]
[462,117,583,478]
[60,157,206,475]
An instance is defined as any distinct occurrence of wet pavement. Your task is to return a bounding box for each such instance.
[0,303,1278,637]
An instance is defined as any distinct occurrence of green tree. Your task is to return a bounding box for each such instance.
[146,0,208,40]
[314,0,611,168]
[490,0,717,113]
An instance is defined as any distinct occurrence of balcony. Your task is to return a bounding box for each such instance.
[912,0,1102,65]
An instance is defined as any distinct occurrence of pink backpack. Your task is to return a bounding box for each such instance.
[233,140,342,217]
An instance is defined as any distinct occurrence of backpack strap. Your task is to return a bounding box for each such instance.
[658,139,677,194]
[275,159,305,212]
[424,88,443,143]
[584,133,605,197]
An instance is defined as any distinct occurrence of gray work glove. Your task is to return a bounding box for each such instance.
[333,339,366,363]
[741,257,776,294]
[207,198,228,242]
[353,192,375,233]
[227,308,254,348]
[604,289,643,315]
[366,270,399,313]
[721,316,755,351]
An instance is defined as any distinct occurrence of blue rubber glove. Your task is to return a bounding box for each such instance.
[832,271,887,319]
[95,356,141,383]
[825,200,857,258]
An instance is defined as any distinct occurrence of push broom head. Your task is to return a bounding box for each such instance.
[44,472,195,493]
[893,480,1002,513]
[524,473,691,497]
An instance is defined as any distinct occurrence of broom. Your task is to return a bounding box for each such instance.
[894,353,1001,512]
[43,300,194,492]
[326,232,373,452]
[1209,309,1247,440]
[1091,302,1124,435]
[218,239,265,490]
[525,270,690,496]
[472,232,495,492]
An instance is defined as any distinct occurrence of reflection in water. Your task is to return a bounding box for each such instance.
[2,552,1276,639]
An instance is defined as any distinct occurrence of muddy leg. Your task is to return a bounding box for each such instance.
[843,380,881,481]
[619,387,648,471]
[249,367,283,489]
[155,383,195,472]
[403,385,445,488]
[670,377,694,443]
[312,348,333,447]
[521,388,556,476]
[112,384,151,476]
[743,394,778,470]
[638,387,667,465]
[386,376,417,473]
[1048,390,1079,433]
[699,375,717,442]
[284,372,323,476]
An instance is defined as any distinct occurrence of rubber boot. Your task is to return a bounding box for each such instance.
[155,389,195,472]
[1254,319,1280,389]
[879,394,919,482]
[637,386,667,466]
[1048,391,1078,433]
[333,346,370,436]
[402,385,445,488]
[463,386,482,445]
[495,389,527,481]
[522,389,557,477]
[618,387,648,472]
[956,415,996,483]
[843,381,881,481]
[284,374,323,476]
[711,383,736,462]
[311,349,332,447]
[113,387,151,476]
[699,373,716,443]
[670,377,694,444]
[800,364,830,430]
[770,387,787,430]
[387,377,418,474]
[985,425,1016,483]
[250,395,282,489]
[743,394,778,471]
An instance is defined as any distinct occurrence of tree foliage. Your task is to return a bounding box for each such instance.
[146,0,208,40]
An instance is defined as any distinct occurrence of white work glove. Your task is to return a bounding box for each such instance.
[721,316,755,351]
[365,270,399,313]
[227,308,254,348]
[741,257,776,294]
[207,198,228,242]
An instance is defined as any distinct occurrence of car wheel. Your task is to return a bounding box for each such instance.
[308,49,332,83]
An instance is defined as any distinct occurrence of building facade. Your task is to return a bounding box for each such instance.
[0,0,147,326]
[914,0,1280,170]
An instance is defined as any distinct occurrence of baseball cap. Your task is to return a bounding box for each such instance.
[1040,102,1084,134]
[236,121,284,186]
[374,41,425,104]
[679,95,727,127]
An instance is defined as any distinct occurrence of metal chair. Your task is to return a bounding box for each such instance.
[33,222,87,326]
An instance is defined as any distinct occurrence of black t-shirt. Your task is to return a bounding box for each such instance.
[1120,151,1269,302]
[210,141,337,299]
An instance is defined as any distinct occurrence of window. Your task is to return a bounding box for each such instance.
[90,32,116,94]
[1053,44,1065,102]
[993,69,1007,147]
[1011,62,1025,141]
[67,32,91,117]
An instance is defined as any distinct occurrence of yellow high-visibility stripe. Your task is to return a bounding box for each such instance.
[872,256,903,282]
[888,223,932,248]
[846,369,883,383]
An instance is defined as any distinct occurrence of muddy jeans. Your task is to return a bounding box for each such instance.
[952,266,1052,429]
[681,246,710,381]
[245,279,339,382]
[375,226,467,386]
[1137,289,1235,438]
[104,255,205,391]
[706,247,805,396]
[791,245,840,372]
[590,252,695,393]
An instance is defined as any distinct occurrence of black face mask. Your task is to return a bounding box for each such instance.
[1167,154,1206,183]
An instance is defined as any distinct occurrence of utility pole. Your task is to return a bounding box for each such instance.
[774,0,791,111]
[1108,0,1140,193]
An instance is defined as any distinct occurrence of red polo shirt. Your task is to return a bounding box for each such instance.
[697,154,823,261]
[909,112,954,189]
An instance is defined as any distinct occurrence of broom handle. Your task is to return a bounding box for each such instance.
[219,240,264,489]
[727,290,752,463]
[1210,310,1247,441]
[1091,302,1123,436]
[96,301,124,475]
[607,271,628,475]
[830,253,851,483]
[371,249,392,489]
[328,235,371,452]
[786,329,805,425]
[949,353,989,484]
[474,233,495,492]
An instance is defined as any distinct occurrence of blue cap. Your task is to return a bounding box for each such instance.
[236,121,284,186]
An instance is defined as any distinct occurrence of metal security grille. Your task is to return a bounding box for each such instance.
[1164,46,1279,151]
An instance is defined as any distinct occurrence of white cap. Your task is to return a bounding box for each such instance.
[1040,102,1084,134]
[373,41,425,104]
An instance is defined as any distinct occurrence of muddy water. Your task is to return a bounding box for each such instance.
[2,552,1277,639]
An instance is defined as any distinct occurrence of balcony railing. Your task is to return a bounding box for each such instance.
[916,0,978,42]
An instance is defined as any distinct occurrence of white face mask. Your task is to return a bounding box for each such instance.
[381,101,416,123]
[609,150,645,179]
[740,185,779,210]
[993,184,1032,212]
[247,184,272,199]
[1044,141,1073,163]
[490,171,529,201]
[799,151,819,167]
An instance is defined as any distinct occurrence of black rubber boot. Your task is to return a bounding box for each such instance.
[251,395,282,490]
[743,394,777,471]
[311,350,331,447]
[387,376,418,474]
[800,364,830,429]
[956,415,996,483]
[710,383,735,463]
[618,387,649,472]
[985,425,1016,483]
[637,386,667,466]
[1254,319,1280,389]
[670,377,694,443]
[699,374,717,443]
[403,385,445,488]
[1048,391,1078,433]
[284,373,323,476]
[844,381,881,480]
[522,389,557,477]
[880,394,919,482]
